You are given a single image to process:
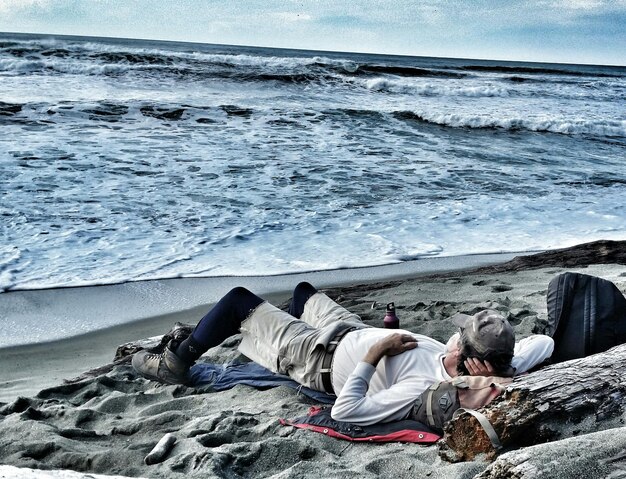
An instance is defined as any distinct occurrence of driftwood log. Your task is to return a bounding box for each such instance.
[476,425,626,479]
[439,343,626,462]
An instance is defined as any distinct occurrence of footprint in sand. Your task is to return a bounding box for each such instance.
[491,284,513,293]
[471,279,513,293]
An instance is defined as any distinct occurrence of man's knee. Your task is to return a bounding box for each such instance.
[294,282,317,296]
[222,287,264,320]
[225,286,254,300]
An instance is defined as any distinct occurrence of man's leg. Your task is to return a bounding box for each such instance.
[288,281,318,319]
[236,282,356,391]
[175,287,264,364]
[132,287,264,384]
[298,287,363,329]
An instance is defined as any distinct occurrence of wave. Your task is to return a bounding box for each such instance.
[394,110,626,137]
[3,35,624,81]
[0,56,169,75]
[365,78,512,97]
[0,55,354,87]
[364,77,622,102]
[0,37,352,71]
[1,37,455,77]
[313,107,626,138]
[0,37,464,83]
[4,36,623,97]
[355,64,465,78]
[4,98,625,139]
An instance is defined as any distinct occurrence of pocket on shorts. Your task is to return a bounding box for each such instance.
[277,327,318,376]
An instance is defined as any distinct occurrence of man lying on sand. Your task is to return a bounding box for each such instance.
[133,282,553,425]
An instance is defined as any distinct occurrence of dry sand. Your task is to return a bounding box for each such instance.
[1,244,625,478]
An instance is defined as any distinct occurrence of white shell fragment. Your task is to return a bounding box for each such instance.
[144,433,177,465]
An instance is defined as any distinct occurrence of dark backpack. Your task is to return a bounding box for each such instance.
[546,272,626,362]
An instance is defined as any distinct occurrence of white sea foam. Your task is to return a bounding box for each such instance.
[0,57,149,75]
[74,39,350,70]
[0,58,46,72]
[365,78,513,97]
[407,110,626,137]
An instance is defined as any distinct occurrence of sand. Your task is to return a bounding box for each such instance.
[0,243,625,478]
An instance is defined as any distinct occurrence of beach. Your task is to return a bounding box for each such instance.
[1,241,625,478]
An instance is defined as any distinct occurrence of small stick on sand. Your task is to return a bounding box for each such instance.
[144,433,177,465]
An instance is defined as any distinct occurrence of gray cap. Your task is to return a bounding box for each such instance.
[452,310,515,356]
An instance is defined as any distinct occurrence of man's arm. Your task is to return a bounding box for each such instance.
[511,334,554,373]
[464,334,555,376]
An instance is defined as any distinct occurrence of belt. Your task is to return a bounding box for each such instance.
[320,327,357,395]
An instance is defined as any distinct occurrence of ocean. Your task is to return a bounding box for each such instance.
[1,32,625,292]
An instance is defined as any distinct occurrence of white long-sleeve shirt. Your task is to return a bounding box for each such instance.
[330,328,554,425]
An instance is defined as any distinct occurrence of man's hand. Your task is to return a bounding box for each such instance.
[382,334,418,356]
[464,357,495,376]
[363,333,418,367]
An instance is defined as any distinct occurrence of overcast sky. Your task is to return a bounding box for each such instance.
[0,0,625,65]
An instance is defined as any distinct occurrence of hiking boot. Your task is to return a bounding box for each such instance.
[132,341,190,385]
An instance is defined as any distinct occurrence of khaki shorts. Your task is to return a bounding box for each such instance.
[238,292,363,391]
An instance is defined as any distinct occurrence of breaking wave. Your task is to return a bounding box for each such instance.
[395,111,626,137]
[365,78,512,97]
